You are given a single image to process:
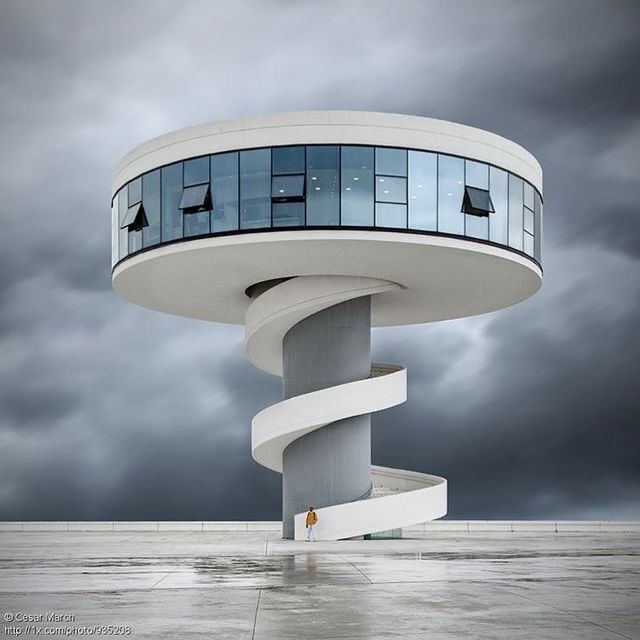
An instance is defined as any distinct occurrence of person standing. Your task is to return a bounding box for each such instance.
[305,507,318,542]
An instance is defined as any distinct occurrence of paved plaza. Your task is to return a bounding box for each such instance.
[1,530,638,639]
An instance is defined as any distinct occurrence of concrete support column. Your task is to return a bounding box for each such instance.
[281,296,372,539]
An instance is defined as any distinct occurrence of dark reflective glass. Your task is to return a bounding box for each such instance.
[465,162,491,242]
[463,186,491,240]
[184,157,209,186]
[375,148,407,176]
[524,231,534,256]
[161,163,183,242]
[124,193,145,252]
[438,155,464,234]
[508,174,523,251]
[180,183,211,211]
[376,176,406,204]
[273,202,304,227]
[341,146,374,226]
[212,152,238,232]
[128,177,142,206]
[376,203,406,228]
[121,202,146,229]
[489,167,508,244]
[408,151,437,230]
[271,174,305,200]
[272,146,305,175]
[240,149,271,229]
[118,189,128,260]
[462,186,494,215]
[142,170,160,247]
[306,146,339,225]
[534,191,543,262]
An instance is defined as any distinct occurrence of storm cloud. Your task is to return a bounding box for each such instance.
[0,0,638,521]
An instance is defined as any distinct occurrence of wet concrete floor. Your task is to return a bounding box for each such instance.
[1,531,638,638]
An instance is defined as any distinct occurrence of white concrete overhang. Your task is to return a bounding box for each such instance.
[112,230,542,327]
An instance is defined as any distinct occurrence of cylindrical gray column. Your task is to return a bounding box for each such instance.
[281,296,372,539]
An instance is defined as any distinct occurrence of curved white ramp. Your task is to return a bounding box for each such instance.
[246,276,447,541]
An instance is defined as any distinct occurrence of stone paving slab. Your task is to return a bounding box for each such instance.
[1,531,638,639]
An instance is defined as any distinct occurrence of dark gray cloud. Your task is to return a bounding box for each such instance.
[0,0,638,521]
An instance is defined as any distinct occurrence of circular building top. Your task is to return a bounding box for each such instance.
[111,111,543,326]
[113,111,542,194]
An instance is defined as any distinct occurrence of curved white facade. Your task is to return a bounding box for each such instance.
[113,111,542,195]
[111,111,544,540]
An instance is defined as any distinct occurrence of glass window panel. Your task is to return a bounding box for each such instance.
[240,149,271,229]
[524,207,534,234]
[273,202,304,227]
[465,187,490,240]
[211,152,238,233]
[489,167,508,244]
[408,151,437,230]
[118,189,128,260]
[376,176,406,204]
[463,169,492,240]
[437,155,465,235]
[341,146,374,226]
[111,195,119,266]
[161,163,183,242]
[184,211,210,237]
[466,215,488,239]
[534,191,543,262]
[128,177,142,206]
[121,202,145,228]
[180,183,211,210]
[463,186,494,214]
[524,231,534,256]
[508,174,524,250]
[142,170,160,247]
[375,147,407,176]
[376,203,406,228]
[272,146,305,175]
[184,157,209,186]
[465,160,489,189]
[524,182,535,210]
[306,146,339,225]
[124,197,145,252]
[271,174,305,200]
[128,228,142,254]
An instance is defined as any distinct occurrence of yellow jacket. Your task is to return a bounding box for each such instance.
[306,511,318,526]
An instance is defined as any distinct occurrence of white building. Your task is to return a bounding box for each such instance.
[112,111,543,540]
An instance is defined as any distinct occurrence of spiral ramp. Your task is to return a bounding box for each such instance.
[246,276,447,541]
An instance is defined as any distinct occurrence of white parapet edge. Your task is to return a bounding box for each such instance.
[1,521,639,533]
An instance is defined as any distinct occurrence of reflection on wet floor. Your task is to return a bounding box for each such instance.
[1,532,638,639]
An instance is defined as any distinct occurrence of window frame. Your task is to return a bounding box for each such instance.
[462,185,495,217]
[113,145,542,269]
[271,174,306,203]
[120,202,148,231]
[179,182,212,214]
[375,175,408,205]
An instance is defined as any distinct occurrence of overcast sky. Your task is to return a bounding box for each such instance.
[0,0,638,522]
